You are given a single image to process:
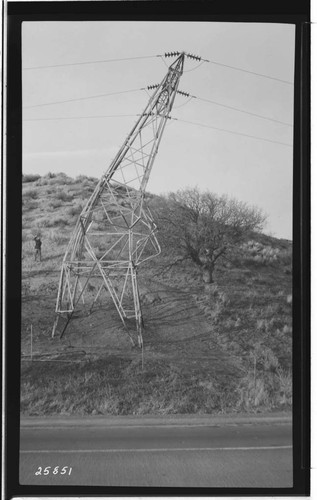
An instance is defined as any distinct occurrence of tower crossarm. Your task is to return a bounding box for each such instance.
[99,52,185,195]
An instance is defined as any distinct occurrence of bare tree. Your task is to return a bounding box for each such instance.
[152,187,267,284]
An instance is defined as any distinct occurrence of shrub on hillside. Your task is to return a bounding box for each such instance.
[38,216,69,228]
[51,216,69,227]
[237,368,292,410]
[240,240,280,265]
[67,203,83,217]
[35,173,56,186]
[78,175,95,187]
[35,172,76,187]
[78,188,94,201]
[279,247,292,266]
[23,188,38,200]
[55,189,73,202]
[23,174,41,183]
[47,173,75,186]
[35,177,49,186]
[49,199,63,209]
[48,230,69,246]
[23,199,39,210]
[76,175,90,183]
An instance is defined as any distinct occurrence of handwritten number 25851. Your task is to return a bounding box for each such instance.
[35,466,72,475]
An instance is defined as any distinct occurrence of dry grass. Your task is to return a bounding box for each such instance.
[21,357,243,416]
[21,173,292,415]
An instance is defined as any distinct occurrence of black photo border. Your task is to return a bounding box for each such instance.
[3,0,311,498]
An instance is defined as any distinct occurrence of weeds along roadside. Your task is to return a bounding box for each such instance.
[187,255,292,412]
[151,244,292,413]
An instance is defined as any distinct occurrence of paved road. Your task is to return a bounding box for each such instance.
[20,415,292,487]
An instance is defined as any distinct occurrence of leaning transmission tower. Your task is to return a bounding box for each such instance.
[52,52,187,346]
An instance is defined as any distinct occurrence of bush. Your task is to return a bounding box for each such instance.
[241,240,280,265]
[23,199,39,210]
[55,189,73,202]
[39,216,69,228]
[23,174,41,183]
[35,177,49,186]
[79,188,94,201]
[279,247,292,266]
[34,172,73,187]
[48,230,69,246]
[76,175,89,183]
[237,367,292,410]
[51,217,69,227]
[36,173,59,186]
[23,188,38,200]
[48,199,62,209]
[47,174,74,186]
[67,204,83,217]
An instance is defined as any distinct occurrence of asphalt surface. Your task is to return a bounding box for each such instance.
[20,415,293,487]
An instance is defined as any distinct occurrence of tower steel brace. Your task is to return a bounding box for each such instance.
[52,52,185,346]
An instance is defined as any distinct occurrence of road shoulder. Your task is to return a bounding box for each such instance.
[20,411,292,427]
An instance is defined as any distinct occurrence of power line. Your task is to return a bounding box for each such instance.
[173,96,195,110]
[23,87,292,128]
[172,117,292,147]
[206,59,293,85]
[193,96,293,127]
[23,112,293,148]
[158,55,169,69]
[183,61,206,73]
[23,88,143,109]
[23,52,293,85]
[23,114,137,121]
[23,55,162,70]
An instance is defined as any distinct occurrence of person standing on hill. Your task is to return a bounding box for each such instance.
[34,235,42,262]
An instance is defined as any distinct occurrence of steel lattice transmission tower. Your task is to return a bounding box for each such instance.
[52,52,185,346]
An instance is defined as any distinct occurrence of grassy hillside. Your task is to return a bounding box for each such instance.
[21,173,292,416]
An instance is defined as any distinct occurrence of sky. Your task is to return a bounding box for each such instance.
[22,21,295,239]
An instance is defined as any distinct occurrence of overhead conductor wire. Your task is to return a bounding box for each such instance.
[23,51,293,147]
[171,117,292,147]
[23,88,144,109]
[23,51,293,85]
[24,114,137,121]
[192,96,293,127]
[23,54,163,70]
[24,87,292,128]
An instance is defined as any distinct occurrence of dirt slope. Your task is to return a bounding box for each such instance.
[140,279,242,377]
[22,272,241,381]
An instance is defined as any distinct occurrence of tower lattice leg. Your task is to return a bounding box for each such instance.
[52,52,186,345]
